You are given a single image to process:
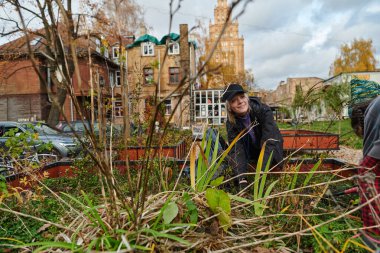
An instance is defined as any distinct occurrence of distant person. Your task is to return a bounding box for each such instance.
[221,83,283,190]
[351,96,380,248]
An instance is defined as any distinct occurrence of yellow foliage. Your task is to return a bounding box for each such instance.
[332,38,377,76]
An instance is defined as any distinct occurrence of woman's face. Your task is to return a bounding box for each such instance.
[229,93,249,116]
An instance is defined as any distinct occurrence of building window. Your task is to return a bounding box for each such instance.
[168,42,180,55]
[169,67,180,85]
[164,99,172,115]
[112,46,119,59]
[99,75,105,87]
[143,67,154,85]
[95,38,101,53]
[109,71,114,87]
[141,42,155,56]
[115,71,121,86]
[114,99,123,117]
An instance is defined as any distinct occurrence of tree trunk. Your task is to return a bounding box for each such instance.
[47,86,68,127]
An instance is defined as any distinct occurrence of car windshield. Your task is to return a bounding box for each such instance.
[23,123,62,135]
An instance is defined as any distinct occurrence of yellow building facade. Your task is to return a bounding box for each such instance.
[118,24,196,127]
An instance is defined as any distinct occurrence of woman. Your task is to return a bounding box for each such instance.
[351,96,380,249]
[221,83,283,189]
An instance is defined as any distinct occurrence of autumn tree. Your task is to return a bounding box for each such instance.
[0,1,82,127]
[0,0,143,224]
[331,38,377,76]
[84,0,144,138]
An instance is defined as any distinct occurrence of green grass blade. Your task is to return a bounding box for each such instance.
[254,142,267,200]
[81,191,109,235]
[16,241,80,252]
[281,161,302,208]
[141,228,191,246]
[202,133,221,191]
[264,179,279,199]
[228,194,251,204]
[60,191,88,209]
[258,151,273,200]
[290,162,302,190]
[199,132,214,187]
[303,159,322,187]
[190,144,196,190]
[196,135,207,189]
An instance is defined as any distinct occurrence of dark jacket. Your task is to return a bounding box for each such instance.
[226,98,283,176]
[363,96,380,159]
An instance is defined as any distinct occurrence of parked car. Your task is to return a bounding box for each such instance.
[56,120,122,137]
[0,121,80,158]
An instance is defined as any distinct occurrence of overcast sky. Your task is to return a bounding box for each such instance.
[1,0,379,90]
[139,0,380,90]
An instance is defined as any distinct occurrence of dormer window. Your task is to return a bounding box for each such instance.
[168,42,180,55]
[141,42,154,56]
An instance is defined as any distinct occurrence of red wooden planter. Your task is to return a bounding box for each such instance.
[118,140,186,160]
[6,157,355,189]
[281,129,339,151]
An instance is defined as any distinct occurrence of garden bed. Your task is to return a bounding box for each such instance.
[281,129,339,151]
[118,140,187,160]
[6,157,355,189]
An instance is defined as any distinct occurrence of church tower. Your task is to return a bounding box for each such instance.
[205,0,245,88]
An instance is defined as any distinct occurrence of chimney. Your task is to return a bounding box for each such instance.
[180,24,190,81]
[139,24,147,37]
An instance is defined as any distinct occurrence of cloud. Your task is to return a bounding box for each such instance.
[240,0,380,89]
[253,47,336,89]
[364,2,380,14]
[2,0,378,92]
[303,27,331,52]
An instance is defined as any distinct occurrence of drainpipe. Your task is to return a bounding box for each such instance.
[126,51,131,117]
[46,66,52,102]
[158,49,161,101]
[70,97,74,121]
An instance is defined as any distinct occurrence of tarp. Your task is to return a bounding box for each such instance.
[348,78,380,117]
[159,33,180,44]
[126,34,160,48]
[126,33,198,49]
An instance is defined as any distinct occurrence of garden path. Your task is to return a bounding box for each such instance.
[329,145,362,165]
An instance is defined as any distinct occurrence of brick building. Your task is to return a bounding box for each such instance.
[124,24,197,127]
[0,28,124,123]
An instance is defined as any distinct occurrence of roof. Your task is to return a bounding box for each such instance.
[0,25,120,67]
[159,33,180,44]
[126,34,160,48]
[126,33,197,49]
[0,32,44,56]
